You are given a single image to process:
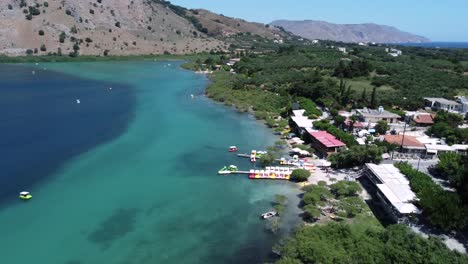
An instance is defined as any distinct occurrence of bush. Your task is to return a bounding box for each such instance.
[260,152,275,167]
[291,169,310,182]
[302,185,332,206]
[330,181,362,198]
[115,21,121,28]
[26,49,34,55]
[59,32,66,43]
[303,204,321,221]
[38,30,44,36]
[40,44,46,52]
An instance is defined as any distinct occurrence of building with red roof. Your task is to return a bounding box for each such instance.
[412,113,435,126]
[383,135,425,152]
[309,131,346,157]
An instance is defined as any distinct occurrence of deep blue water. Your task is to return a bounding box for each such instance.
[0,64,135,203]
[396,42,468,48]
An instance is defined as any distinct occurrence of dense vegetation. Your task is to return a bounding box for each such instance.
[276,223,468,264]
[200,43,467,121]
[278,180,468,263]
[395,162,468,231]
[427,111,468,145]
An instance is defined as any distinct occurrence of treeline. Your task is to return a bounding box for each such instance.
[276,223,468,264]
[395,162,468,231]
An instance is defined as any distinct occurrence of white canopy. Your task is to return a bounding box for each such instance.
[19,191,30,195]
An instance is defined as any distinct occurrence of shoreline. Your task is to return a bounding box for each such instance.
[0,53,206,64]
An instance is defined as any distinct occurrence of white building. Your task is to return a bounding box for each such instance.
[364,164,419,220]
[424,97,462,112]
[338,47,347,54]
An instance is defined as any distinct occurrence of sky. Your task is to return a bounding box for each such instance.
[171,0,468,41]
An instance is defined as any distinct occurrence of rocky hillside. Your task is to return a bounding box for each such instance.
[185,9,284,39]
[271,20,430,43]
[0,0,286,56]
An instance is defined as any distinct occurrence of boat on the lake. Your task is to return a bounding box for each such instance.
[19,191,32,201]
[261,211,277,219]
[229,146,238,152]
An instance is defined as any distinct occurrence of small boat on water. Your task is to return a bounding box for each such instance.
[19,191,32,201]
[229,146,238,152]
[261,211,277,219]
[218,165,238,175]
[76,99,80,104]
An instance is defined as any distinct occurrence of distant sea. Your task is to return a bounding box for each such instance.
[0,61,300,263]
[396,42,468,48]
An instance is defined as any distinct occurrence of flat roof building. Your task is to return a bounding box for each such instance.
[357,107,400,124]
[364,164,418,220]
[424,97,461,112]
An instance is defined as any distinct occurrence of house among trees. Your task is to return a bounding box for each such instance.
[412,113,435,126]
[356,107,400,124]
[363,163,418,221]
[424,97,461,112]
[309,131,346,157]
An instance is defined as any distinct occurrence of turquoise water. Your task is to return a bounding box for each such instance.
[0,61,300,264]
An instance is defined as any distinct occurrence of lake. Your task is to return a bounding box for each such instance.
[0,61,300,264]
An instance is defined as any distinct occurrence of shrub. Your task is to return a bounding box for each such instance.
[65,9,72,16]
[85,37,92,43]
[291,169,310,182]
[38,30,44,36]
[59,32,66,43]
[40,44,46,52]
[303,204,321,221]
[330,181,362,198]
[44,2,49,8]
[26,49,34,55]
[115,21,121,28]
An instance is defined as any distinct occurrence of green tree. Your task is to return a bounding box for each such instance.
[333,115,346,129]
[260,152,275,167]
[374,120,389,135]
[330,181,362,198]
[303,204,321,221]
[291,169,310,182]
[302,185,332,206]
[370,86,377,109]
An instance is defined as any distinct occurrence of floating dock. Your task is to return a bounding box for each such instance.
[218,166,298,180]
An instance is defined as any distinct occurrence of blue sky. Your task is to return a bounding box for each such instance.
[171,0,468,41]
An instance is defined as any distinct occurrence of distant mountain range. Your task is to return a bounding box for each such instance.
[271,20,430,43]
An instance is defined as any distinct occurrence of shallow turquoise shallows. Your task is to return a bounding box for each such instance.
[0,61,300,264]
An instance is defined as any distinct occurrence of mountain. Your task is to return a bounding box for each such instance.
[270,20,430,43]
[0,0,283,56]
[186,9,283,39]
